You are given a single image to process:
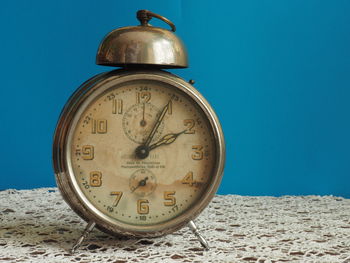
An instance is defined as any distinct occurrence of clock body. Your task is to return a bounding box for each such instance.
[53,69,225,237]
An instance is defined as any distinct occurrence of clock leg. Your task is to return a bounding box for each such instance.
[70,221,96,254]
[188,220,210,250]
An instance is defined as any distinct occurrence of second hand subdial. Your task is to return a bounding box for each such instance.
[131,177,148,193]
[129,169,157,197]
[123,103,164,144]
[140,102,146,127]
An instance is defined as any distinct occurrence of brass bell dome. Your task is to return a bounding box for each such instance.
[96,10,188,68]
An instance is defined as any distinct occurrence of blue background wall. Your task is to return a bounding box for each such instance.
[1,1,349,197]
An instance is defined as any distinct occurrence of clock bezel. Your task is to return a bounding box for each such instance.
[53,69,225,237]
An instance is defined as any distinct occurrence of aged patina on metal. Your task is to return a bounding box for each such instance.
[96,10,188,68]
[53,10,225,253]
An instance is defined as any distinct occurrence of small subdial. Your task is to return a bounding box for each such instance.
[129,169,157,197]
[122,103,164,144]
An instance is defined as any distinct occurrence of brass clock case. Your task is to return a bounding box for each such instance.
[53,69,225,237]
[96,10,188,68]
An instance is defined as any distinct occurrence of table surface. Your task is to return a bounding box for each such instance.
[0,188,349,263]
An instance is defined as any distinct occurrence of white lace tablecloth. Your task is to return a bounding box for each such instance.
[0,188,349,262]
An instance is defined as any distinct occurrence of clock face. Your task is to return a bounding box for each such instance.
[69,79,216,227]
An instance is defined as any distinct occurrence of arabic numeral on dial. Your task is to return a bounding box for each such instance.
[107,206,114,213]
[191,145,203,160]
[172,205,179,213]
[163,191,176,206]
[112,99,123,114]
[168,100,172,115]
[82,145,94,160]
[91,119,107,134]
[89,171,102,187]
[106,93,115,100]
[181,171,195,186]
[137,199,149,214]
[168,101,173,115]
[171,94,179,101]
[136,91,151,103]
[83,115,91,124]
[139,215,147,221]
[139,85,150,91]
[82,181,90,189]
[75,148,81,156]
[110,191,123,207]
[184,119,195,134]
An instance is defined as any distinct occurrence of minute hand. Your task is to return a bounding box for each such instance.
[149,131,186,150]
[144,100,171,146]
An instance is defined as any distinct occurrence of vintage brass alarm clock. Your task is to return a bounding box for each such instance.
[53,10,225,252]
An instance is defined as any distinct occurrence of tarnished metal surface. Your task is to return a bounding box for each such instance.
[96,10,188,68]
[53,70,225,238]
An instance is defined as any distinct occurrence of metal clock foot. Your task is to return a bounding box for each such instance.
[70,221,96,254]
[188,220,210,250]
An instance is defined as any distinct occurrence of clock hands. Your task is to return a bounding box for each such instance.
[144,99,171,147]
[135,98,172,159]
[131,176,149,193]
[140,102,146,127]
[149,130,186,150]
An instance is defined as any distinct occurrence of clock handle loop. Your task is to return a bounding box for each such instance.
[137,10,176,32]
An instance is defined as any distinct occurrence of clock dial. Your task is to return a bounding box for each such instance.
[70,79,216,226]
[122,102,164,144]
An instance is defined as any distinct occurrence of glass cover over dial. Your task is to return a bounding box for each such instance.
[70,79,216,226]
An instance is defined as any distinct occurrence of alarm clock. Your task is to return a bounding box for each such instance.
[53,10,225,253]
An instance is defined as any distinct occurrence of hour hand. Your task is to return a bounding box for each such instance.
[149,130,186,150]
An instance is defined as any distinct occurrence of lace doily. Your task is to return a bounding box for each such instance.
[0,188,349,262]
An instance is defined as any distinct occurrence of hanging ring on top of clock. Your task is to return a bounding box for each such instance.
[137,10,176,32]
